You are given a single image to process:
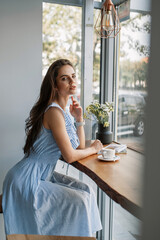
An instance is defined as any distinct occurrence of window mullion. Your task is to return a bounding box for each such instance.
[81,0,94,140]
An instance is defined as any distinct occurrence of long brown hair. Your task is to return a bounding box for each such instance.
[23,59,74,157]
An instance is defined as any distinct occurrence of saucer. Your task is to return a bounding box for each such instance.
[98,155,120,162]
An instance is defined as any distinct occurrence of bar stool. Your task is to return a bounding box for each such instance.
[6,235,96,240]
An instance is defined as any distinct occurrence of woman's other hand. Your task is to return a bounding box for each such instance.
[91,140,103,154]
[70,96,83,122]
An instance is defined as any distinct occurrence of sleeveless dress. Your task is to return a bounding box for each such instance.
[2,103,102,237]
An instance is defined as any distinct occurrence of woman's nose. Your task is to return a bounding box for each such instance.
[69,77,75,84]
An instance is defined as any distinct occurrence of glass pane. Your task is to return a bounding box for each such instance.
[117,12,151,152]
[42,3,82,103]
[93,9,101,102]
[92,9,101,139]
[113,12,151,240]
[113,201,142,240]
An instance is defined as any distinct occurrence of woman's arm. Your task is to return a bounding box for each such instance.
[45,107,103,164]
[70,96,85,149]
[76,123,85,149]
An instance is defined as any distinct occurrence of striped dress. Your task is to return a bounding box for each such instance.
[2,103,102,236]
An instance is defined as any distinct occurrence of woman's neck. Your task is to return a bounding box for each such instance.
[52,96,69,111]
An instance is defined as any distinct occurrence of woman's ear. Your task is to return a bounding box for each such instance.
[54,81,58,91]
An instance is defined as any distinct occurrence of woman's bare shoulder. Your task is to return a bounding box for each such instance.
[43,106,64,129]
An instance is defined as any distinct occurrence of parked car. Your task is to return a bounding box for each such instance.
[117,92,145,136]
[92,92,146,139]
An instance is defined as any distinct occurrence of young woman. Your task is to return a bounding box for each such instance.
[2,59,103,237]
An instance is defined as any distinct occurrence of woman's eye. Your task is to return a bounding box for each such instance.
[61,75,76,81]
[62,77,68,81]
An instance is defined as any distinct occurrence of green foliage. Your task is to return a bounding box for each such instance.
[42,4,150,94]
[43,4,101,85]
[122,13,151,34]
[119,59,148,90]
[121,13,151,58]
[119,12,151,90]
[42,3,82,77]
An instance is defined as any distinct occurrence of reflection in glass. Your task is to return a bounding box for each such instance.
[117,12,151,152]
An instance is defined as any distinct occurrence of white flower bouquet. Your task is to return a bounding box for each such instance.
[84,100,114,127]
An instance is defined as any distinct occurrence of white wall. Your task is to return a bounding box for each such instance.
[0,0,42,238]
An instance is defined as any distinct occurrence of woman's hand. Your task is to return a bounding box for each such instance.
[70,96,83,122]
[91,139,103,153]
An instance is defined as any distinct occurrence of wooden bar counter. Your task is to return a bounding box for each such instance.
[72,143,144,219]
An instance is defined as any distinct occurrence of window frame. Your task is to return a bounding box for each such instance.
[42,1,151,240]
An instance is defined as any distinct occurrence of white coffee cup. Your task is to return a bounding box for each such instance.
[101,148,115,159]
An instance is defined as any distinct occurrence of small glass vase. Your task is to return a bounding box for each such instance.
[96,123,113,144]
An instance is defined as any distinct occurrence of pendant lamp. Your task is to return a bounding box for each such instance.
[94,0,121,38]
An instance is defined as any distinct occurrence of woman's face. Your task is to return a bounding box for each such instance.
[56,65,77,97]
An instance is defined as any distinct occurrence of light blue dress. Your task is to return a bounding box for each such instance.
[2,103,102,236]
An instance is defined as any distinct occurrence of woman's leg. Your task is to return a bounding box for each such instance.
[50,171,91,193]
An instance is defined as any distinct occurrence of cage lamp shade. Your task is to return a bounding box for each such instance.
[94,0,121,38]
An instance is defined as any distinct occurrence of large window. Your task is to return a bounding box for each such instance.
[42,2,151,240]
[43,2,101,139]
[116,12,151,152]
[93,9,101,102]
[42,2,82,102]
[112,11,151,240]
[91,8,101,139]
[42,0,100,192]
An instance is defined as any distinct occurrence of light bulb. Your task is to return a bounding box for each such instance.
[94,0,121,38]
[102,9,114,32]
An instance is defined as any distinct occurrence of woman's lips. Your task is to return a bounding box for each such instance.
[70,85,76,90]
